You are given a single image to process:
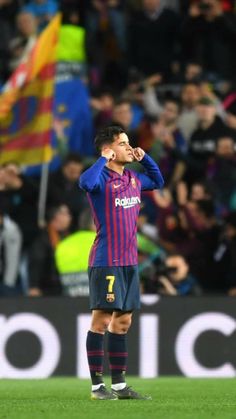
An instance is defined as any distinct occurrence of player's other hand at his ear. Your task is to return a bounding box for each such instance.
[102,148,116,161]
[133,147,145,161]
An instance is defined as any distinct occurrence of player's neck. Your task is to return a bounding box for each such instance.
[106,161,124,175]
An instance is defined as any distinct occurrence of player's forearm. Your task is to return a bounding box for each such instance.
[140,154,164,188]
[79,156,107,191]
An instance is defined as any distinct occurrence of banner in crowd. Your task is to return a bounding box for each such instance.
[0,296,236,378]
[0,14,61,166]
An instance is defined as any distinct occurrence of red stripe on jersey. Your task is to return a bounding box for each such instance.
[112,178,119,264]
[126,180,133,265]
[105,182,112,265]
[123,185,130,265]
[118,184,124,266]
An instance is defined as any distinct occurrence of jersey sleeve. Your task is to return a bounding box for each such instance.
[136,154,164,191]
[79,156,107,192]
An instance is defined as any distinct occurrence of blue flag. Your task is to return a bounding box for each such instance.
[53,78,94,157]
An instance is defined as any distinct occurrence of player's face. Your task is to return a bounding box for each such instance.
[111,133,134,164]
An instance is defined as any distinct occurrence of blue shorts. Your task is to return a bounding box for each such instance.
[88,266,140,311]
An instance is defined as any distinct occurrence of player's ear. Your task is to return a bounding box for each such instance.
[101,144,111,152]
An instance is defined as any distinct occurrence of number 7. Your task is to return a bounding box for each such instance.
[106,275,115,293]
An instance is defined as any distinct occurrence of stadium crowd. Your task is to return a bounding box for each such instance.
[0,0,236,297]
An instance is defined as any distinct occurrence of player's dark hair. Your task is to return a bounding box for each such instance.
[94,126,125,153]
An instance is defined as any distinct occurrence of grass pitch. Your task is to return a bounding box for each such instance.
[0,377,235,419]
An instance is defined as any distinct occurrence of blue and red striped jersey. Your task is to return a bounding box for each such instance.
[79,154,164,267]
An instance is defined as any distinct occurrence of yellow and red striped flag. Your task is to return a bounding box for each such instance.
[0,14,61,166]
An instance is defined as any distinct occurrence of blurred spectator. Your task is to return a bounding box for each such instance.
[181,0,236,82]
[178,82,201,141]
[183,198,225,292]
[176,177,223,231]
[147,101,187,188]
[206,136,236,211]
[86,0,127,89]
[111,98,132,129]
[28,204,71,296]
[128,0,180,80]
[57,7,87,82]
[55,208,96,297]
[137,209,159,242]
[3,162,39,250]
[143,78,200,142]
[154,254,202,296]
[224,100,236,130]
[138,234,164,294]
[0,201,22,297]
[8,11,38,71]
[0,0,19,26]
[22,0,58,31]
[184,61,204,83]
[176,179,216,229]
[196,210,236,296]
[90,89,115,130]
[150,188,196,255]
[0,18,10,82]
[224,212,236,295]
[126,0,142,12]
[186,95,231,182]
[159,98,187,152]
[177,179,213,205]
[0,0,20,81]
[47,153,87,230]
[110,98,139,147]
[60,0,86,24]
[0,165,5,188]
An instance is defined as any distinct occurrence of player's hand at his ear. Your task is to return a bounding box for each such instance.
[102,148,116,161]
[133,147,145,161]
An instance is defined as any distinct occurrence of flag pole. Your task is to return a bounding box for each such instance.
[38,161,50,228]
[37,144,52,227]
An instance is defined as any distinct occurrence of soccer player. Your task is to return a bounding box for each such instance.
[79,126,164,400]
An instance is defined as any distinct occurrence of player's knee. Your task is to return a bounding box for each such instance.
[111,317,132,334]
[91,317,111,334]
[121,319,132,333]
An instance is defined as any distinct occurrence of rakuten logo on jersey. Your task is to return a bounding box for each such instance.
[115,196,141,209]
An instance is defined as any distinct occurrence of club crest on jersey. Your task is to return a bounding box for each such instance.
[131,177,136,188]
[106,293,115,302]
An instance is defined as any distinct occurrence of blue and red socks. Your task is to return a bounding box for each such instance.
[86,330,128,391]
[107,331,128,389]
[86,331,105,388]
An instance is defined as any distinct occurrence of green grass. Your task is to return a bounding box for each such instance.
[0,377,236,419]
